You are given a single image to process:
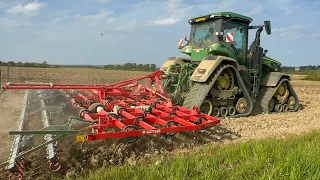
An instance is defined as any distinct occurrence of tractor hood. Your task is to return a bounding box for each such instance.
[263,55,282,72]
[180,42,238,61]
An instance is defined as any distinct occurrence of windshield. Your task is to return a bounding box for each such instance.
[222,20,248,64]
[189,19,221,48]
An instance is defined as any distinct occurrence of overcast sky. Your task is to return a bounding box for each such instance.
[0,0,319,67]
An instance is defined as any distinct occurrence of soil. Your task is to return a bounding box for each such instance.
[0,69,319,179]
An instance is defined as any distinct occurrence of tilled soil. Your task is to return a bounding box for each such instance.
[0,79,319,179]
[221,80,320,142]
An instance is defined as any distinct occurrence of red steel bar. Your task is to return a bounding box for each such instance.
[2,70,220,142]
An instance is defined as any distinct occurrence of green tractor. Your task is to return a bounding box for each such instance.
[160,12,300,117]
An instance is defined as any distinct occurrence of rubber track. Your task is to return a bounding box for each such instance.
[257,78,300,113]
[183,64,253,118]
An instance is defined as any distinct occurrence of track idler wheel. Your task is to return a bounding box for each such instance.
[287,96,296,110]
[227,106,236,116]
[274,104,283,112]
[199,98,213,115]
[283,104,288,112]
[235,97,248,114]
[212,107,220,117]
[268,98,276,112]
[220,107,228,117]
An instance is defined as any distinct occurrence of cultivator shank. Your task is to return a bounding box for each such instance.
[1,70,220,179]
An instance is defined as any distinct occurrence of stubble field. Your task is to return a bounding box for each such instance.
[0,67,319,179]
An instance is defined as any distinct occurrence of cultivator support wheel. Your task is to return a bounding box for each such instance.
[1,70,220,179]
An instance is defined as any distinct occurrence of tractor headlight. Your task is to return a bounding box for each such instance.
[198,68,206,74]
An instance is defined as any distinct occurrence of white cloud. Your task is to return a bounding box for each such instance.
[272,25,320,40]
[145,0,193,26]
[285,9,293,15]
[267,0,305,15]
[273,27,289,33]
[95,0,110,4]
[107,17,114,23]
[52,10,114,26]
[115,18,137,32]
[148,17,179,26]
[6,1,47,16]
[311,33,320,38]
[245,5,263,16]
[218,0,239,11]
[83,0,111,4]
[0,1,6,8]
[0,17,34,33]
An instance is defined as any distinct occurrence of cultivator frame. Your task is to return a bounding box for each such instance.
[1,70,220,179]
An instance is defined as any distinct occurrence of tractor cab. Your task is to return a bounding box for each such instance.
[179,12,252,66]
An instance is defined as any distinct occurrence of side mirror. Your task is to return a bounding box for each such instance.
[184,36,189,42]
[264,20,271,35]
[263,49,268,56]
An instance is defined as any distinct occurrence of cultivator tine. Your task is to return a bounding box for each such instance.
[29,102,66,116]
[7,90,29,178]
[29,94,55,104]
[1,70,220,179]
[37,90,60,170]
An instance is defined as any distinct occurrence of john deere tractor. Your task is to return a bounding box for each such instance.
[160,12,299,117]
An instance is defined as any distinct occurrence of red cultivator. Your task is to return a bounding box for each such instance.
[1,70,220,179]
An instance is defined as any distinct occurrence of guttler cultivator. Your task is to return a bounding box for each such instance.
[0,70,220,180]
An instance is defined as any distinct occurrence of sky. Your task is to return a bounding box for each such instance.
[0,0,319,67]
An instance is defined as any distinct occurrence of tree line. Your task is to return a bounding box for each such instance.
[103,63,157,71]
[282,65,320,74]
[0,61,158,71]
[0,61,51,68]
[1,60,318,74]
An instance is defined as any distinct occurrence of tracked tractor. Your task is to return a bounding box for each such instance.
[160,12,300,117]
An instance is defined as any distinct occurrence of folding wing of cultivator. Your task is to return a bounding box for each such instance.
[0,70,220,180]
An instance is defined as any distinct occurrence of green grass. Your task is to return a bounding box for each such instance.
[79,131,320,180]
[303,70,320,81]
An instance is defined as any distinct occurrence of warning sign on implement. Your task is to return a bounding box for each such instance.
[76,135,88,142]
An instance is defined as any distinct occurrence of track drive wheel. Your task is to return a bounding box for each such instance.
[199,98,213,115]
[216,68,235,90]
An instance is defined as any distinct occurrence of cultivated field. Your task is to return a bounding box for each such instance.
[0,67,319,179]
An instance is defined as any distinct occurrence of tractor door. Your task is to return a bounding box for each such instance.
[222,21,249,66]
